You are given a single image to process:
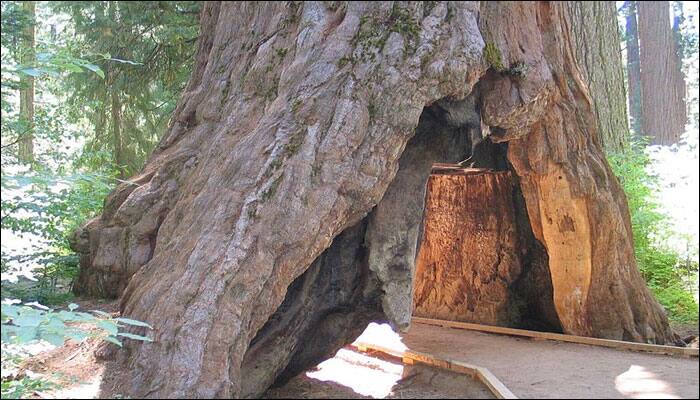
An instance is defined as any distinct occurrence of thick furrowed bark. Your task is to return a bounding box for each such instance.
[74,2,676,398]
[566,1,629,151]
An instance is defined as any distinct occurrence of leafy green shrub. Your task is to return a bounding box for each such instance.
[653,286,700,324]
[1,171,114,303]
[483,42,504,72]
[1,376,56,399]
[1,302,152,348]
[1,300,152,398]
[608,136,699,324]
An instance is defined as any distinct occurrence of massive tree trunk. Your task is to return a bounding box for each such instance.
[18,0,35,165]
[566,1,628,151]
[72,2,677,398]
[638,1,687,145]
[624,1,643,136]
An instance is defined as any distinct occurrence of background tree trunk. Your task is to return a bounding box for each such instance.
[18,0,35,165]
[72,2,677,398]
[625,1,643,136]
[566,1,628,151]
[111,91,125,179]
[638,1,687,145]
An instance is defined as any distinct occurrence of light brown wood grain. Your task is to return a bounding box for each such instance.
[413,169,523,326]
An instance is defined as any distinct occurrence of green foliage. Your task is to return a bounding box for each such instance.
[12,51,105,79]
[506,61,529,78]
[1,300,152,398]
[483,42,504,72]
[1,375,56,399]
[608,136,699,324]
[1,172,112,242]
[3,302,100,346]
[50,1,200,177]
[1,1,197,302]
[1,1,120,305]
[1,171,115,303]
[1,2,106,168]
[1,3,185,395]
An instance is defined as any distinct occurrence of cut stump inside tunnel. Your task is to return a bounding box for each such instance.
[412,163,562,332]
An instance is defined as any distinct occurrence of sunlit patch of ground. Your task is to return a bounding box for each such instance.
[302,323,408,398]
[50,372,103,399]
[353,322,407,353]
[615,364,681,399]
[17,333,105,399]
[306,348,404,398]
[267,322,494,399]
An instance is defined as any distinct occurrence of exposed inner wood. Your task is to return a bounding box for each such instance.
[413,165,562,332]
[413,167,523,326]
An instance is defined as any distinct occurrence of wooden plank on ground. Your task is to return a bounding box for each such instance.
[471,364,518,400]
[412,317,699,358]
[351,342,518,399]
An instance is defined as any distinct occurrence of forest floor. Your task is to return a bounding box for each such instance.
[393,322,699,399]
[11,299,699,399]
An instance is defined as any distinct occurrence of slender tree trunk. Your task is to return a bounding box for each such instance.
[111,91,125,179]
[625,1,643,136]
[566,1,629,151]
[107,1,126,179]
[18,1,35,165]
[638,1,687,145]
[72,3,677,398]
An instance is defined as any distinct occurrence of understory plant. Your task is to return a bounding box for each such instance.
[0,299,152,398]
[1,170,115,304]
[607,135,699,324]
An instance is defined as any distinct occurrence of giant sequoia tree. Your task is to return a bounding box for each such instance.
[72,2,676,398]
[637,1,687,144]
[567,1,628,151]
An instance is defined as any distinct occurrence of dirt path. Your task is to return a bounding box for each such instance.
[388,322,699,399]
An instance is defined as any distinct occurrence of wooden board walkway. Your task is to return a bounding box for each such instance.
[413,317,699,358]
[355,321,699,399]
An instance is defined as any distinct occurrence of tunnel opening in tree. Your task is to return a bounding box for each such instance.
[240,95,474,395]
[242,91,563,395]
[408,87,562,332]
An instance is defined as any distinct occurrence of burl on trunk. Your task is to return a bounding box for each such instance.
[70,2,676,398]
